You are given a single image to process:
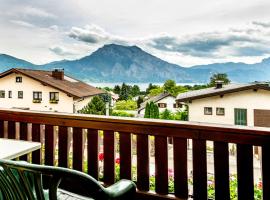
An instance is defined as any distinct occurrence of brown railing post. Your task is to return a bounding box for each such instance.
[58,126,68,168]
[193,139,207,200]
[214,141,230,200]
[137,134,149,191]
[19,122,28,161]
[87,129,99,179]
[73,127,84,171]
[262,144,270,200]
[120,132,132,180]
[173,137,188,198]
[104,130,115,184]
[155,135,168,195]
[0,120,3,138]
[7,121,15,139]
[237,144,254,200]
[45,125,55,166]
[32,123,41,164]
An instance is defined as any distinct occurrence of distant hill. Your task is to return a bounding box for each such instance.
[1,44,270,83]
[0,54,35,71]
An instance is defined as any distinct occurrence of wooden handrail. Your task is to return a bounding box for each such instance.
[0,108,270,145]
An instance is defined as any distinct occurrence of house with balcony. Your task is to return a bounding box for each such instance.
[137,92,183,117]
[0,68,104,113]
[176,82,270,127]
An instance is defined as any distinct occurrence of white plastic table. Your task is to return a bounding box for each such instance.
[0,138,41,159]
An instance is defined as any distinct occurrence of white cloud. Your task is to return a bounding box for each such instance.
[21,6,57,19]
[49,46,76,56]
[49,25,59,31]
[10,20,35,28]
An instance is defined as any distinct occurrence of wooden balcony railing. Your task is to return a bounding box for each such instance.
[0,108,270,200]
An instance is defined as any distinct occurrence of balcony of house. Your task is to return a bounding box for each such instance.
[0,108,269,200]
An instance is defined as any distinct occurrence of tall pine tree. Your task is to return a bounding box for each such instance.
[144,102,150,118]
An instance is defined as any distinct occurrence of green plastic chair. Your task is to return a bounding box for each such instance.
[0,159,136,200]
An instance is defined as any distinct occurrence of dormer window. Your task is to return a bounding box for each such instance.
[16,76,22,83]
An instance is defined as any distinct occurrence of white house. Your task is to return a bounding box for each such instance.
[176,82,270,127]
[138,92,182,117]
[108,91,119,107]
[0,68,105,113]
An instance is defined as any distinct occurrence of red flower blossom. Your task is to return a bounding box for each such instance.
[257,181,262,189]
[115,157,120,164]
[168,168,174,177]
[98,153,104,161]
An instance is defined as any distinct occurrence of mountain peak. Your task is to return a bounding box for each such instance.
[101,43,142,52]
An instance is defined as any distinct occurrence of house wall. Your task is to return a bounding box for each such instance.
[187,89,270,126]
[139,96,179,115]
[0,73,74,113]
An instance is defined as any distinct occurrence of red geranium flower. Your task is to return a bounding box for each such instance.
[168,168,174,177]
[257,181,262,189]
[115,157,120,164]
[98,153,104,161]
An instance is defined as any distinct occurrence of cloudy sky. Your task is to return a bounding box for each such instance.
[1,0,270,66]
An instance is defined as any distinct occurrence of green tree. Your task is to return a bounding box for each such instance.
[99,93,111,104]
[153,103,159,119]
[160,109,173,120]
[144,101,159,119]
[149,87,164,97]
[113,85,121,94]
[119,83,129,100]
[163,79,188,96]
[164,79,176,93]
[103,87,113,92]
[131,85,140,97]
[149,102,156,118]
[79,96,106,115]
[146,83,159,94]
[170,85,188,96]
[137,96,144,108]
[209,73,231,86]
[144,102,150,118]
[115,100,137,110]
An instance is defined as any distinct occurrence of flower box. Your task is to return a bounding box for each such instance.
[32,99,42,103]
[49,100,59,104]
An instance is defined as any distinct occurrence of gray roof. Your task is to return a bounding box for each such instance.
[176,82,270,102]
[138,92,173,112]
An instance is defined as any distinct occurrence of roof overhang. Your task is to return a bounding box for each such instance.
[176,84,270,102]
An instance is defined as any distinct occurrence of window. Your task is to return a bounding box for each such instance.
[33,92,42,103]
[173,103,182,108]
[33,92,42,100]
[0,91,5,98]
[16,76,22,83]
[50,92,59,103]
[235,108,247,125]
[18,91,23,99]
[158,103,167,108]
[216,107,225,116]
[204,107,212,115]
[8,91,12,98]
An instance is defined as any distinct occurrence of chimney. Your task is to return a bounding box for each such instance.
[215,80,224,89]
[52,68,64,80]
